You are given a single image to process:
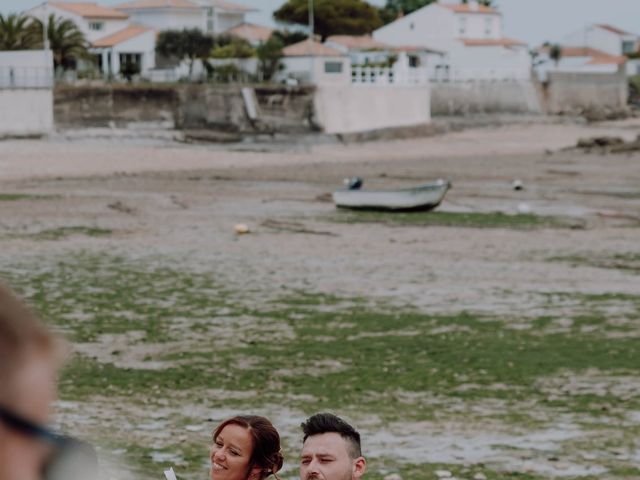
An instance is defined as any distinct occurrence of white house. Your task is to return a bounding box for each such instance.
[325,34,445,81]
[92,24,156,78]
[28,2,129,43]
[563,24,638,57]
[114,0,255,36]
[27,2,156,78]
[373,0,531,81]
[278,40,350,85]
[533,46,627,81]
[562,24,638,76]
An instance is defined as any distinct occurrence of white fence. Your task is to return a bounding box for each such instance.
[0,66,53,89]
[351,66,429,86]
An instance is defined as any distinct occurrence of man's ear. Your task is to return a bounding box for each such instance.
[352,456,366,479]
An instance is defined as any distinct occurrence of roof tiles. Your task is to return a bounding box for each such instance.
[50,2,129,19]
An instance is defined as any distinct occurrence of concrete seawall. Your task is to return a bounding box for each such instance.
[545,71,628,114]
[431,80,542,116]
[54,84,318,134]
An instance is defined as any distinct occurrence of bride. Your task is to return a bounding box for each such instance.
[210,415,284,480]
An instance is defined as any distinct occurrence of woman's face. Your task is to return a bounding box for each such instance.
[210,424,256,480]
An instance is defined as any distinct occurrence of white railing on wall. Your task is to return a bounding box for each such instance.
[0,66,53,89]
[351,66,429,86]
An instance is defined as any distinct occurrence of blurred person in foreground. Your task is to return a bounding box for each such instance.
[299,413,366,480]
[0,282,97,480]
[210,415,284,480]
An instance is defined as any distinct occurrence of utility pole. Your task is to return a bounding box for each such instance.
[308,0,314,38]
[42,3,50,51]
[308,0,314,83]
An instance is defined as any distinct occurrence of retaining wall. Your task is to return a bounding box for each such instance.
[431,80,542,115]
[314,85,431,134]
[545,70,628,113]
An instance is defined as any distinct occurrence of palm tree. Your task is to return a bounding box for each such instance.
[31,14,89,70]
[0,13,41,50]
[549,44,562,67]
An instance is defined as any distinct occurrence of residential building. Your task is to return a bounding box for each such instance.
[27,2,156,78]
[561,24,638,76]
[563,24,638,57]
[92,24,156,78]
[533,46,627,81]
[114,0,255,36]
[278,40,350,85]
[223,22,274,46]
[325,34,444,80]
[28,2,129,44]
[372,0,531,81]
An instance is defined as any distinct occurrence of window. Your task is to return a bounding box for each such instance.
[324,61,343,74]
[484,17,492,37]
[622,40,636,54]
[458,17,467,36]
[89,22,104,31]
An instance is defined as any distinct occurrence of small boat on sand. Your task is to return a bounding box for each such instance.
[332,178,451,212]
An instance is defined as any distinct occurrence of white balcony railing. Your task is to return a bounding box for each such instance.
[351,66,429,86]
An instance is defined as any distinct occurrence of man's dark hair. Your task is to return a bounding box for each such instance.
[301,413,362,458]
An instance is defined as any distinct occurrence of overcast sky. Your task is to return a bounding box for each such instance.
[2,0,640,47]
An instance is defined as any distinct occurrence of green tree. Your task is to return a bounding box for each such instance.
[274,0,383,39]
[256,35,284,82]
[379,0,495,24]
[0,13,41,50]
[29,14,90,70]
[549,43,562,66]
[43,14,89,70]
[272,29,308,47]
[156,28,215,75]
[210,34,255,59]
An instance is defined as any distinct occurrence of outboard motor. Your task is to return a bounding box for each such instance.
[344,177,363,190]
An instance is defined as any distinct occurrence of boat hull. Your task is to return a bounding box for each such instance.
[332,181,451,212]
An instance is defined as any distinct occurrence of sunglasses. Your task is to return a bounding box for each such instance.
[0,405,98,480]
[0,404,64,445]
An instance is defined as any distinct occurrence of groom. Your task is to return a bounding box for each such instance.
[299,413,367,480]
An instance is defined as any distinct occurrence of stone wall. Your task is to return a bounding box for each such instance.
[54,84,317,134]
[431,80,542,116]
[544,70,628,114]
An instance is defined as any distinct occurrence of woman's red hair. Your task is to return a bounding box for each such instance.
[213,415,283,480]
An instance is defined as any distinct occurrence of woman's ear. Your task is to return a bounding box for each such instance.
[247,466,263,480]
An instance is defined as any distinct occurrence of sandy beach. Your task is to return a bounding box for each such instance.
[1,119,639,479]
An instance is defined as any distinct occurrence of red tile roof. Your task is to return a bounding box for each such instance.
[462,38,526,47]
[116,0,253,11]
[440,3,498,14]
[115,0,200,9]
[283,39,344,57]
[50,2,129,19]
[92,24,152,47]
[325,35,391,51]
[596,24,633,36]
[225,23,274,43]
[561,47,627,65]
